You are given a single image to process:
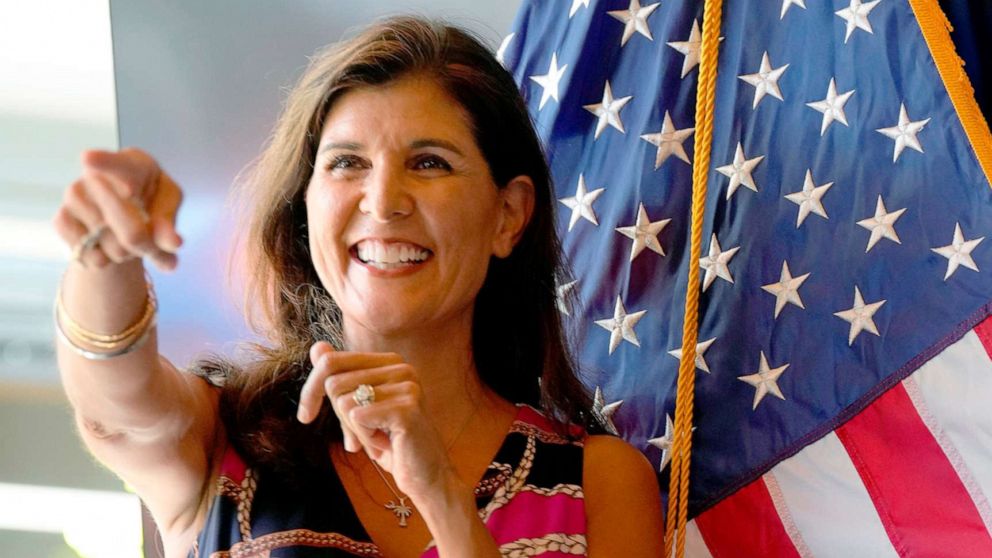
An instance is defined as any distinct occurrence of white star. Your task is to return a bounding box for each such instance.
[569,0,590,18]
[806,78,855,135]
[593,386,624,435]
[932,223,985,280]
[699,233,740,291]
[608,0,660,46]
[784,169,833,227]
[667,337,717,373]
[857,195,906,252]
[556,280,578,316]
[496,33,515,66]
[836,0,882,43]
[738,51,789,109]
[761,261,810,319]
[559,174,605,231]
[640,111,695,169]
[667,19,701,78]
[667,19,724,79]
[583,81,633,139]
[738,352,789,410]
[834,286,886,345]
[716,142,764,199]
[781,0,807,19]
[648,414,675,471]
[616,203,671,261]
[594,296,647,354]
[877,103,930,162]
[529,52,568,110]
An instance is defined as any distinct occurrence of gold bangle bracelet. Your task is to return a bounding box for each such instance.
[57,300,155,348]
[54,309,156,360]
[54,272,158,356]
[56,286,156,344]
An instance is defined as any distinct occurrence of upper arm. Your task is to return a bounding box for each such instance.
[77,355,223,539]
[583,434,665,557]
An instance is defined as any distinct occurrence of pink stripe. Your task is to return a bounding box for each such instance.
[975,315,992,360]
[425,550,579,558]
[220,442,246,482]
[835,382,992,557]
[484,490,586,545]
[695,478,801,558]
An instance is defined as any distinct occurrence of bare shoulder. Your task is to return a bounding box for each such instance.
[583,434,665,557]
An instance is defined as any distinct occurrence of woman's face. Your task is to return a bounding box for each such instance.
[305,75,521,340]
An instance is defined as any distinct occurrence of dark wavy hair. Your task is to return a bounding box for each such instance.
[195,16,604,482]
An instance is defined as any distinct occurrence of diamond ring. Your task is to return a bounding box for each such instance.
[353,383,375,407]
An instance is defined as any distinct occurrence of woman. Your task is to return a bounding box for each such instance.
[52,16,664,557]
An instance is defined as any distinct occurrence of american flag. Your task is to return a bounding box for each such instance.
[501,0,992,555]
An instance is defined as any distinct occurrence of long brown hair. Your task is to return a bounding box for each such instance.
[195,16,604,482]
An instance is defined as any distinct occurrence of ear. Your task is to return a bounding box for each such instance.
[492,175,535,258]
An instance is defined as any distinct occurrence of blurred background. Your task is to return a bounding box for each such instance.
[0,1,519,556]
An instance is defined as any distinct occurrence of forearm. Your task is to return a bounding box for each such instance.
[416,478,501,558]
[57,259,181,433]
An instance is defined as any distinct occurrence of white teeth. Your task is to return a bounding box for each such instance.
[355,240,430,267]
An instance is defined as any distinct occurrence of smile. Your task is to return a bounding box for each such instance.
[352,239,433,270]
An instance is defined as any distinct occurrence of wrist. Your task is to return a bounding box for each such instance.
[414,476,500,557]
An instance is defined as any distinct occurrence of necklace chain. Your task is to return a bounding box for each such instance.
[368,460,414,527]
[364,397,482,527]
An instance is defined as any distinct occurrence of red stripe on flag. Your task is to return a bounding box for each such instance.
[694,478,801,558]
[835,381,992,557]
[974,314,992,361]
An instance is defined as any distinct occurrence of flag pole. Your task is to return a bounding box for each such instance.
[664,0,725,555]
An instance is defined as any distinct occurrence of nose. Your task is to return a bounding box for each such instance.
[358,164,414,222]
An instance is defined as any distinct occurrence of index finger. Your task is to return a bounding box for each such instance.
[85,173,158,256]
[298,348,404,421]
[81,148,158,200]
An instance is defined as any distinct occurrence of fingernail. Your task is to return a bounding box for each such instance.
[162,239,181,253]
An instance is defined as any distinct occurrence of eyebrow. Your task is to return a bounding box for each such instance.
[410,138,465,157]
[318,141,362,154]
[317,138,466,157]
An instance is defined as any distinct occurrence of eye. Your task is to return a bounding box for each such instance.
[324,154,368,172]
[411,154,453,172]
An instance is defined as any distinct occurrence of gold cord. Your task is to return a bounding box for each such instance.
[664,0,723,556]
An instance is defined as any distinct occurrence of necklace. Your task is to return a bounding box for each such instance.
[364,397,482,527]
[368,460,414,527]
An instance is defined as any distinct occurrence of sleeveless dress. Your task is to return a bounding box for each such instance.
[189,404,588,557]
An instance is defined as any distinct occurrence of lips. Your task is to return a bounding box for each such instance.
[352,239,432,270]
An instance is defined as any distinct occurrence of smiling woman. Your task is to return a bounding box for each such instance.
[307,76,532,342]
[50,16,664,558]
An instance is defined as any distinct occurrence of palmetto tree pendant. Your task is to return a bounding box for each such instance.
[386,497,413,527]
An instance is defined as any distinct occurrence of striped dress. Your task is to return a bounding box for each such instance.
[190,404,588,557]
